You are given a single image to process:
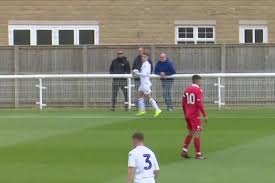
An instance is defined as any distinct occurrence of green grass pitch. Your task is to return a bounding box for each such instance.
[0,109,274,183]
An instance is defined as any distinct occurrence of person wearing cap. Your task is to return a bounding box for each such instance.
[109,49,131,111]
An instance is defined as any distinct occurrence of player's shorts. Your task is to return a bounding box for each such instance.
[135,178,155,183]
[138,84,152,95]
[186,117,202,132]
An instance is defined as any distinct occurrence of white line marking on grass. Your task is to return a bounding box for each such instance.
[0,115,139,119]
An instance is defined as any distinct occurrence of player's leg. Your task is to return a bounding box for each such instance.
[145,89,162,117]
[136,90,146,116]
[181,119,193,159]
[193,119,206,160]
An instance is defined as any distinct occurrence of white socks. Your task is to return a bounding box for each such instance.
[149,98,160,111]
[138,98,145,112]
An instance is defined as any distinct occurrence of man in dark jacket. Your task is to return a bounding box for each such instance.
[109,49,131,111]
[132,47,153,108]
[155,53,176,111]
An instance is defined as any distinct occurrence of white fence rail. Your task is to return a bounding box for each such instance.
[0,73,275,110]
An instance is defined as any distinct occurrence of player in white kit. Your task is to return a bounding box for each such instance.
[128,132,160,183]
[133,53,162,118]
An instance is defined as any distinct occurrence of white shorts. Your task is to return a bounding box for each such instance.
[135,178,155,183]
[138,84,151,95]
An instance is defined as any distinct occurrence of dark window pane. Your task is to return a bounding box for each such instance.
[206,28,213,33]
[197,41,215,44]
[13,30,30,45]
[198,33,206,38]
[198,27,206,33]
[177,41,195,44]
[206,33,213,38]
[178,28,186,38]
[186,28,193,33]
[245,29,253,43]
[179,32,186,38]
[79,30,95,45]
[59,30,74,45]
[187,33,193,38]
[255,29,263,43]
[178,28,186,33]
[37,30,52,45]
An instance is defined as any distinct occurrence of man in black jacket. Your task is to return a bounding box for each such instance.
[109,49,131,111]
[132,48,153,108]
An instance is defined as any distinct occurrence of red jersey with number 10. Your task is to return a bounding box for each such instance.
[182,84,207,119]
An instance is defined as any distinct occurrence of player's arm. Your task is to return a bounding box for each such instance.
[182,93,187,115]
[153,154,160,181]
[196,91,208,122]
[154,170,160,181]
[127,153,135,183]
[127,167,135,183]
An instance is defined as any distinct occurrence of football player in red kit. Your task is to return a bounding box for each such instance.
[181,75,208,160]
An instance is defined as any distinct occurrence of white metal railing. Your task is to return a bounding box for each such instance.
[0,73,275,110]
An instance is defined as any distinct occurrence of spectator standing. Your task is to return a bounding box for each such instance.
[154,53,176,111]
[109,49,131,111]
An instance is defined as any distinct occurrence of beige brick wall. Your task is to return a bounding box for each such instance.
[0,0,275,45]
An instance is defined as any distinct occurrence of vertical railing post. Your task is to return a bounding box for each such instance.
[36,78,46,110]
[214,77,225,110]
[217,77,222,109]
[14,46,19,108]
[82,45,88,107]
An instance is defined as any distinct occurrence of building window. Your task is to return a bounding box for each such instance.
[59,30,74,45]
[13,30,30,45]
[9,24,99,45]
[79,30,95,45]
[239,26,268,43]
[176,26,215,44]
[37,30,52,45]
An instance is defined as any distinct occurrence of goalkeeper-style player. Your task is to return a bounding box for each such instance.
[133,53,162,118]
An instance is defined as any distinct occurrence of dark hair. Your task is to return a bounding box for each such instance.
[132,132,144,141]
[192,75,202,83]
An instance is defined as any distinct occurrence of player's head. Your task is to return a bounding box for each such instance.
[132,132,144,147]
[141,52,149,62]
[192,75,202,85]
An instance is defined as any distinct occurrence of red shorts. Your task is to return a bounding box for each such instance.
[185,117,202,132]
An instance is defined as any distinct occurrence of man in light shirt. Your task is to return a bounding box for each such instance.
[133,53,162,118]
[128,132,160,183]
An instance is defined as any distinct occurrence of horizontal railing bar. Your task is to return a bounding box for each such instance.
[0,73,275,79]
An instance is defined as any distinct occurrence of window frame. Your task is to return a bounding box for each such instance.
[9,25,99,46]
[175,25,215,44]
[239,25,268,44]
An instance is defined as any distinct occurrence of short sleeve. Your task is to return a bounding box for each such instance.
[128,153,136,168]
[196,89,203,102]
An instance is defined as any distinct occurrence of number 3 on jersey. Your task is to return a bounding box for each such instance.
[143,154,152,170]
[185,93,195,104]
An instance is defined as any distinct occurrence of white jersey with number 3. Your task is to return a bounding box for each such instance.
[128,146,159,183]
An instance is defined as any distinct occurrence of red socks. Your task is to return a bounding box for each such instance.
[194,137,201,155]
[183,135,193,151]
